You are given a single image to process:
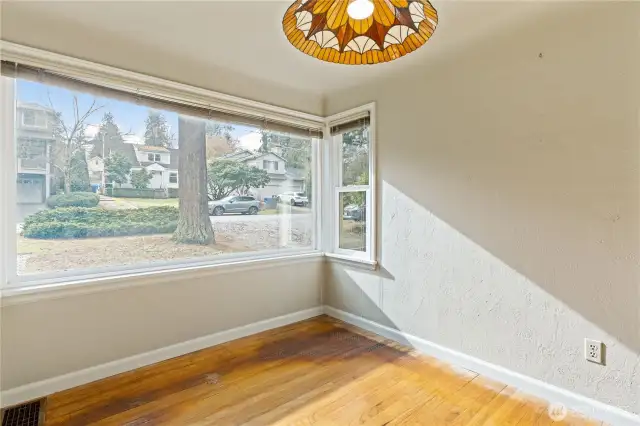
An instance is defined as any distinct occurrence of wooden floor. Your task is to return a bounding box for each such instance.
[43,316,603,425]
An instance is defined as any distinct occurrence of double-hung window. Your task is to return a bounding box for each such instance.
[324,105,376,265]
[262,160,279,171]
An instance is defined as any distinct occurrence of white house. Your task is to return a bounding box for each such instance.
[86,143,304,198]
[129,145,179,190]
[222,150,306,200]
[86,143,179,192]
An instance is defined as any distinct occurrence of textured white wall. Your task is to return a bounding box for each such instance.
[325,2,640,414]
[1,260,322,390]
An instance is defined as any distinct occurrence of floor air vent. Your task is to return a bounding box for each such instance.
[1,399,44,426]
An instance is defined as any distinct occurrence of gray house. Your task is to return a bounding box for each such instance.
[16,102,56,205]
[223,150,306,200]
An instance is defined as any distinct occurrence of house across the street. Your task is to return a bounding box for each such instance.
[16,105,306,203]
[16,102,56,205]
[86,143,179,193]
[222,149,307,200]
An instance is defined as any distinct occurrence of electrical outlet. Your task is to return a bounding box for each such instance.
[584,339,603,364]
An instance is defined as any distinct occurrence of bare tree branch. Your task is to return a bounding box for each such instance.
[46,95,104,193]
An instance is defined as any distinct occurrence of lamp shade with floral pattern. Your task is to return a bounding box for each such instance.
[282,0,438,65]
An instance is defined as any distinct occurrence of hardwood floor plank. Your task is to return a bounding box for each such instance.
[46,317,334,425]
[46,316,333,423]
[85,324,393,425]
[42,316,603,426]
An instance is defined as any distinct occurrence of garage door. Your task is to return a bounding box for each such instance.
[17,177,44,204]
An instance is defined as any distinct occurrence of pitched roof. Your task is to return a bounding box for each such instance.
[136,145,170,153]
[222,149,287,163]
[89,140,139,166]
[222,149,255,162]
[17,102,55,113]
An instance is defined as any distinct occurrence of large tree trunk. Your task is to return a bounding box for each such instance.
[173,116,215,244]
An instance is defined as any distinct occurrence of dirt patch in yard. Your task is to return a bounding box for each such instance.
[17,234,245,275]
[17,216,312,276]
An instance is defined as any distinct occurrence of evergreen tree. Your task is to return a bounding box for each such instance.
[144,110,172,147]
[104,152,133,185]
[130,169,152,189]
[69,149,91,192]
[96,111,125,155]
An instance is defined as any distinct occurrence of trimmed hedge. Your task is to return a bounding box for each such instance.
[23,206,179,239]
[46,192,100,209]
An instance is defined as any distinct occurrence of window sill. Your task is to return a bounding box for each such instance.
[325,253,378,271]
[1,251,323,307]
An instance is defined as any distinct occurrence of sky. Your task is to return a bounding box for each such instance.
[16,79,263,150]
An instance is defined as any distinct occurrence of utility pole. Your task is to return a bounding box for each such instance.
[100,131,106,195]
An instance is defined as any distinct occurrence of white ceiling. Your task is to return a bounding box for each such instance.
[2,1,550,96]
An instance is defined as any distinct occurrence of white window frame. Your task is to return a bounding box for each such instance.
[323,103,377,267]
[169,172,178,184]
[1,41,326,293]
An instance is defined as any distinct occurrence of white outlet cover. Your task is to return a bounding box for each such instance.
[584,338,603,364]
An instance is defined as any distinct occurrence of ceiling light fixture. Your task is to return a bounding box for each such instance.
[347,0,375,20]
[282,0,438,65]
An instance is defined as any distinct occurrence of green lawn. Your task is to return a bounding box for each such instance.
[111,197,179,208]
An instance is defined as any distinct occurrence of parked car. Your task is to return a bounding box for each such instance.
[277,192,309,207]
[208,196,260,216]
[343,204,366,221]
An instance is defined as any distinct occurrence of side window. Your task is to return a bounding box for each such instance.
[326,111,374,262]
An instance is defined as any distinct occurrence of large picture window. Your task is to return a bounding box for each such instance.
[0,46,376,290]
[3,66,320,283]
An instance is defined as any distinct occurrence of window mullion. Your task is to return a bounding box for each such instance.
[1,77,17,287]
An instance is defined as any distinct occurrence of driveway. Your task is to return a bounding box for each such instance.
[210,211,313,247]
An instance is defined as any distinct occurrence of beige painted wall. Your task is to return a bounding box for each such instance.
[0,1,326,392]
[0,4,324,116]
[325,2,640,415]
[2,260,322,389]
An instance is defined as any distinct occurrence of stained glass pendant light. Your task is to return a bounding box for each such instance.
[282,0,438,65]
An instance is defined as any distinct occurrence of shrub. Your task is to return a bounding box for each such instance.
[23,206,179,239]
[46,192,100,209]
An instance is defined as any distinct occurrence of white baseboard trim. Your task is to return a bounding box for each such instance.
[323,306,640,426]
[1,306,323,408]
